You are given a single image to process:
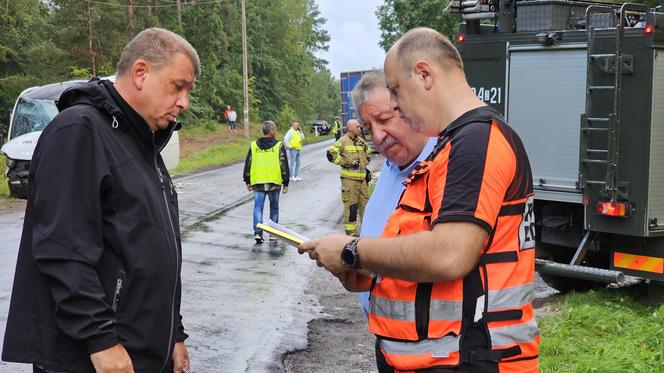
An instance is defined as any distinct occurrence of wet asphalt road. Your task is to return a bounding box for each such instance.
[0,138,557,372]
[0,139,347,372]
[173,139,345,371]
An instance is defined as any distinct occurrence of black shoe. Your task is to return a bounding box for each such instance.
[255,234,264,244]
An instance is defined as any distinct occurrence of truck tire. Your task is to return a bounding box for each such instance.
[537,242,604,293]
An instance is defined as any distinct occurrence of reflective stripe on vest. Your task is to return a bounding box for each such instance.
[487,282,534,311]
[371,295,462,322]
[344,223,357,233]
[379,319,539,356]
[340,169,365,179]
[341,145,363,153]
[490,318,540,348]
[249,141,283,185]
[371,282,533,324]
[381,334,460,358]
[289,129,303,150]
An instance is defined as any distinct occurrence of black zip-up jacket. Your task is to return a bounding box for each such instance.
[242,136,290,188]
[2,79,187,372]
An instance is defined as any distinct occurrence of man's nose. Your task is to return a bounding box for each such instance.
[372,126,386,144]
[389,95,399,113]
[177,92,191,111]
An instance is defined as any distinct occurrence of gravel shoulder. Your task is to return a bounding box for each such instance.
[0,198,25,216]
[283,269,377,373]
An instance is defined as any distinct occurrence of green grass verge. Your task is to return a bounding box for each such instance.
[303,133,334,145]
[539,287,664,372]
[0,155,9,197]
[172,127,333,175]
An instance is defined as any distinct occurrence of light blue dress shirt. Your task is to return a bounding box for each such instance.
[358,137,437,314]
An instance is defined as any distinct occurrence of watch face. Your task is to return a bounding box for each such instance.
[341,247,356,266]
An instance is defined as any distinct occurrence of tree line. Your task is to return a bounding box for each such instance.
[375,0,659,52]
[0,0,340,136]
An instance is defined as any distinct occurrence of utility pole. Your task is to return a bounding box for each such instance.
[175,0,182,28]
[241,0,250,138]
[127,0,134,33]
[87,0,96,76]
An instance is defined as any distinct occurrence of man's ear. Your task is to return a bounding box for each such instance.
[132,59,149,90]
[414,60,434,91]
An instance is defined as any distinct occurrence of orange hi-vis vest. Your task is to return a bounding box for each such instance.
[368,108,539,372]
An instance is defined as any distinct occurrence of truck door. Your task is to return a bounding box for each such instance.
[507,46,587,203]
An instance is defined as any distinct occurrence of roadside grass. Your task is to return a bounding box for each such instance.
[0,155,9,197]
[172,124,332,175]
[539,287,664,372]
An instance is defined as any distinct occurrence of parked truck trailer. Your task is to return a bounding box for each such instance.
[339,70,368,126]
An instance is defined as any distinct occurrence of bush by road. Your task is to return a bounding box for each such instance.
[173,122,332,175]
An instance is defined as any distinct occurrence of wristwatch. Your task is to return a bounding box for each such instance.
[341,238,361,268]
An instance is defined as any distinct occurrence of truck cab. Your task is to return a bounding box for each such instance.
[1,78,180,199]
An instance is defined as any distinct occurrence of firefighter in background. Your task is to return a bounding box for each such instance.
[332,116,342,140]
[327,119,371,236]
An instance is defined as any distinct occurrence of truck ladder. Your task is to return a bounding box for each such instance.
[581,3,648,202]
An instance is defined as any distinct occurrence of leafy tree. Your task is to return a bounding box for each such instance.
[276,104,297,130]
[311,68,340,122]
[50,0,127,77]
[0,0,340,138]
[376,0,460,51]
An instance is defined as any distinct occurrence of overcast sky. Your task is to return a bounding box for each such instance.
[314,0,387,78]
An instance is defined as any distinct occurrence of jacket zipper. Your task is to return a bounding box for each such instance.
[112,268,125,311]
[153,133,180,373]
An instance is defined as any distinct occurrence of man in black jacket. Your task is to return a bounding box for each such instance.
[2,28,199,373]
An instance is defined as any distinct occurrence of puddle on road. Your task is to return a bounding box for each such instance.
[250,241,288,258]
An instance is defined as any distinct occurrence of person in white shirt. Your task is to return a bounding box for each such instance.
[228,108,238,133]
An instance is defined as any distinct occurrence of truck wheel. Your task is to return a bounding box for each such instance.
[537,242,604,293]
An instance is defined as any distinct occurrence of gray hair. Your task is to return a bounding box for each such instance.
[350,70,386,111]
[262,120,276,135]
[117,27,201,77]
[395,27,463,75]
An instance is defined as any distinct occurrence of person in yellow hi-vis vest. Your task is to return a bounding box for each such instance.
[243,121,290,243]
[332,116,342,140]
[327,119,371,236]
[284,121,305,181]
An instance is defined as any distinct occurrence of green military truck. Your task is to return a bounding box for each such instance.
[451,0,664,301]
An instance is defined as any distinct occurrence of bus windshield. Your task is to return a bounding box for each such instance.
[10,97,59,140]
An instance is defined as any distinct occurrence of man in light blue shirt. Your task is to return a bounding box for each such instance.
[351,70,437,313]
